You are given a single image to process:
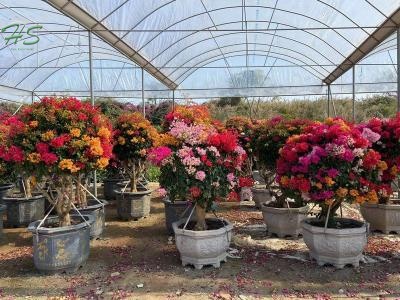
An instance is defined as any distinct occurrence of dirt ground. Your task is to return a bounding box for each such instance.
[1,183,400,300]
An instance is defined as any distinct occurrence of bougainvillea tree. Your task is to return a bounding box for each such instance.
[113,112,158,192]
[362,115,400,203]
[2,97,113,226]
[277,118,390,224]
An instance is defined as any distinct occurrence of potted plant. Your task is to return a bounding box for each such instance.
[113,112,158,220]
[277,118,389,268]
[154,124,249,269]
[0,113,45,227]
[6,97,112,273]
[250,117,309,209]
[359,116,400,233]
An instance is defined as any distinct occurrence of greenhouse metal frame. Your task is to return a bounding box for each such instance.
[0,0,400,117]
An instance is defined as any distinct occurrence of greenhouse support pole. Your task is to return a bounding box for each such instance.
[31,91,34,104]
[397,27,400,112]
[141,68,145,116]
[352,66,356,122]
[88,30,97,197]
[172,89,175,110]
[327,84,331,117]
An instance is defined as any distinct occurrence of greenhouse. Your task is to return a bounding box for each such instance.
[1,1,400,299]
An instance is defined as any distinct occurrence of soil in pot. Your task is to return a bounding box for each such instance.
[28,214,93,274]
[173,218,233,270]
[302,218,367,269]
[3,193,45,227]
[116,187,151,220]
[262,202,308,238]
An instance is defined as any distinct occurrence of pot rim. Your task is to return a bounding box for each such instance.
[361,202,400,209]
[172,218,233,237]
[261,204,308,213]
[115,188,152,196]
[72,199,108,211]
[302,217,366,235]
[163,198,191,205]
[0,183,14,191]
[103,177,125,183]
[27,214,94,235]
[3,193,44,202]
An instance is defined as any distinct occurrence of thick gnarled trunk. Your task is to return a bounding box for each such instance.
[194,205,207,231]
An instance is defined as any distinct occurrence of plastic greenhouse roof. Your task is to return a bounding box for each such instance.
[0,0,400,102]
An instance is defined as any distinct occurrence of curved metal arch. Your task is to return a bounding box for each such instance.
[33,57,139,92]
[362,45,397,62]
[167,42,329,80]
[133,3,359,55]
[15,50,134,89]
[1,42,130,79]
[153,30,336,71]
[364,37,397,59]
[175,50,324,85]
[0,5,69,18]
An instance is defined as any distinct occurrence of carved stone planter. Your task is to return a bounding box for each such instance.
[27,214,93,274]
[360,203,400,234]
[250,186,272,209]
[116,188,151,220]
[302,218,367,268]
[0,204,6,238]
[173,218,233,269]
[3,194,45,227]
[163,199,193,235]
[73,200,107,239]
[262,204,308,238]
[0,183,13,203]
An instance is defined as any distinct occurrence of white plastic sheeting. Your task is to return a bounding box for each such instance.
[0,0,399,101]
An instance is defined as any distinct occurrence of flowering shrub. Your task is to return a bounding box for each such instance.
[113,112,158,192]
[251,116,310,188]
[277,118,390,222]
[225,116,253,152]
[164,105,211,128]
[3,97,113,226]
[362,115,400,203]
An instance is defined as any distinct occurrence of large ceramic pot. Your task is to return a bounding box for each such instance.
[250,186,272,209]
[3,194,45,227]
[0,204,6,237]
[173,218,233,270]
[103,178,124,201]
[115,188,151,220]
[360,203,400,234]
[28,214,93,274]
[0,183,14,203]
[163,198,193,235]
[72,199,107,239]
[302,218,367,269]
[261,204,308,238]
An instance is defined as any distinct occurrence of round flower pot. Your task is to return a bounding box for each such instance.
[360,202,400,234]
[27,214,93,274]
[173,218,233,270]
[261,204,308,238]
[103,178,124,201]
[163,199,194,235]
[116,188,151,220]
[250,186,272,209]
[0,183,14,203]
[72,199,107,239]
[3,194,45,227]
[302,218,367,269]
[0,204,6,238]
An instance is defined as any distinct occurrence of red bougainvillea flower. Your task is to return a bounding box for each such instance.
[189,186,202,198]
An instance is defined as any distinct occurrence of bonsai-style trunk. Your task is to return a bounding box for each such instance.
[22,175,34,198]
[124,160,144,193]
[319,199,344,227]
[194,204,207,231]
[259,166,275,190]
[75,174,88,208]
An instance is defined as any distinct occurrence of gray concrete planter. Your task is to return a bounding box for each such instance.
[250,186,272,209]
[103,178,124,201]
[163,199,193,235]
[116,188,151,220]
[302,218,367,269]
[0,204,6,238]
[3,194,45,227]
[262,204,308,238]
[360,203,400,234]
[173,218,233,269]
[0,183,14,203]
[28,214,93,274]
[73,200,107,239]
